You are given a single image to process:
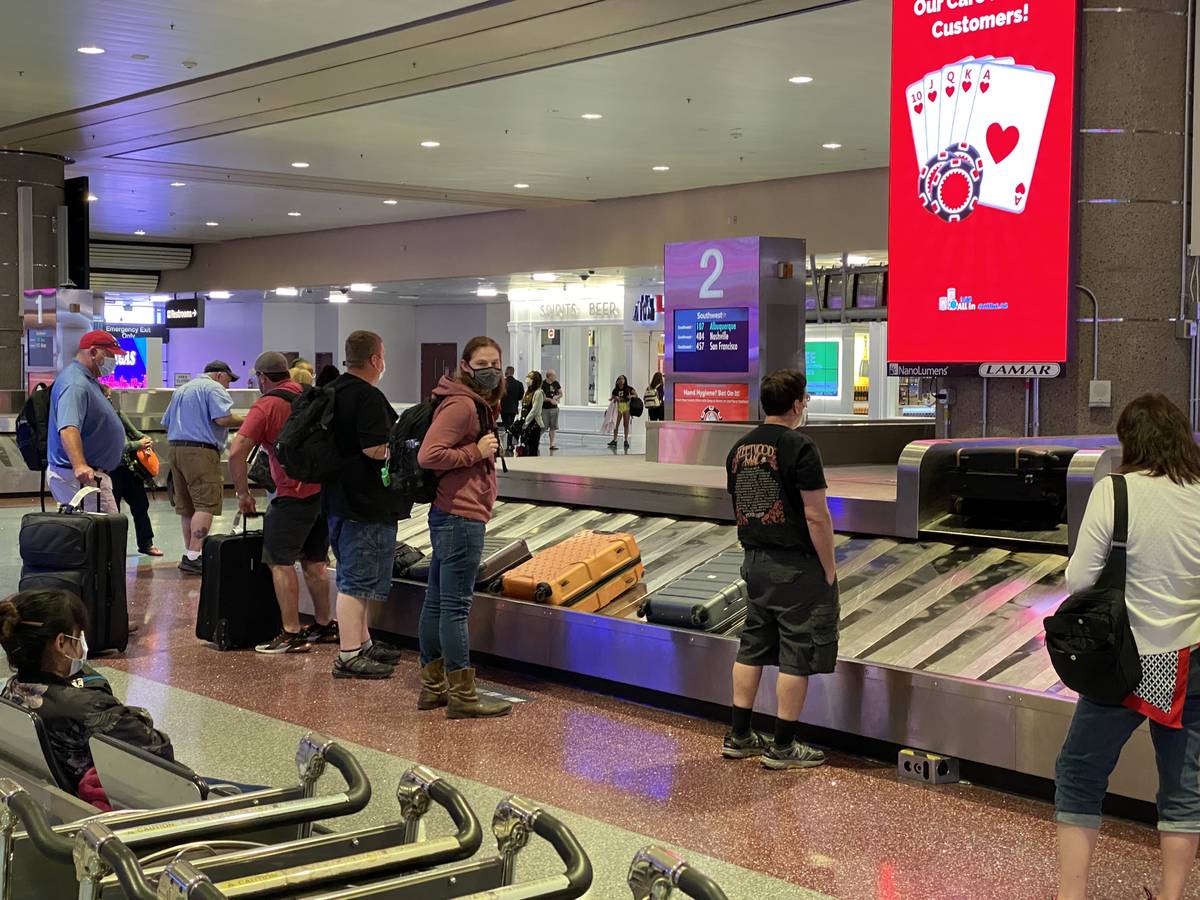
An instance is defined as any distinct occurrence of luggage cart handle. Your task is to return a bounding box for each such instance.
[628,846,729,900]
[531,808,592,899]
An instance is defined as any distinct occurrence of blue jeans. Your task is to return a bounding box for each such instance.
[419,508,486,672]
[1055,654,1200,832]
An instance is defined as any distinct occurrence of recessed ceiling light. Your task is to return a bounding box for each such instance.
[77,46,105,55]
[169,181,186,187]
[349,283,374,293]
[420,140,441,149]
[513,183,530,190]
[131,53,150,61]
[287,211,302,217]
[476,287,498,298]
[788,75,814,84]
[208,290,231,300]
[290,161,310,169]
[150,294,170,302]
[205,221,220,227]
[532,273,557,282]
[275,287,299,297]
[846,254,871,266]
[822,143,842,150]
[85,193,98,202]
[328,291,349,304]
[133,229,145,236]
[581,113,603,120]
[652,165,671,172]
[382,199,399,205]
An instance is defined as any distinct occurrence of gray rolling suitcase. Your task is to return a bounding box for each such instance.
[639,549,748,633]
[404,537,532,590]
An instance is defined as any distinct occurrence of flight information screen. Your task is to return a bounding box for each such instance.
[672,307,750,373]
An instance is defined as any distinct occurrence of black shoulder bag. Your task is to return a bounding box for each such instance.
[1043,474,1143,705]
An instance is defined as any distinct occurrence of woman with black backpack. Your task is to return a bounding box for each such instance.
[414,336,511,720]
[1055,393,1200,900]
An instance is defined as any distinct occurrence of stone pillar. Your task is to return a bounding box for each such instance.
[947,3,1192,437]
[0,150,66,388]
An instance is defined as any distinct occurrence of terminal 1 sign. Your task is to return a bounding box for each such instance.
[886,0,1080,374]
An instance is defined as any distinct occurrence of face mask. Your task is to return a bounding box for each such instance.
[60,633,87,676]
[470,366,502,391]
[98,354,117,377]
[794,407,809,429]
[526,379,533,388]
[375,358,386,381]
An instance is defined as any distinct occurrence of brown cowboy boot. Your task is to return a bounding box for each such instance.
[417,658,449,710]
[446,668,512,719]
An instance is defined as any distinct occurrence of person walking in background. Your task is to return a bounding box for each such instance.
[543,370,563,451]
[325,331,407,679]
[520,371,546,457]
[101,384,162,557]
[500,366,524,452]
[608,375,634,450]
[723,370,836,770]
[1055,393,1200,900]
[162,361,244,575]
[45,331,127,513]
[315,364,340,388]
[291,367,314,386]
[644,372,665,422]
[228,352,337,655]
[415,336,511,719]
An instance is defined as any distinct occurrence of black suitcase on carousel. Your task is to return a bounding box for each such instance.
[195,514,281,650]
[18,487,130,653]
[404,537,533,590]
[950,445,1077,526]
[639,549,748,634]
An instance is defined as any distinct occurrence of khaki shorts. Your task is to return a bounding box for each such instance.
[169,445,223,517]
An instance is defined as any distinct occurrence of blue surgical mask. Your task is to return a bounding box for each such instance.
[98,354,117,377]
[60,632,88,676]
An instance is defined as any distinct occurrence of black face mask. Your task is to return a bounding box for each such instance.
[470,366,503,391]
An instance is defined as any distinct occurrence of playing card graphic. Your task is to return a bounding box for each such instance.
[906,78,929,165]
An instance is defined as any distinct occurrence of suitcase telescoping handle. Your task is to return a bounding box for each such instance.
[64,485,102,514]
[230,511,264,535]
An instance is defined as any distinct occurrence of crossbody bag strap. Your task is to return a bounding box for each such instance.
[1111,473,1128,547]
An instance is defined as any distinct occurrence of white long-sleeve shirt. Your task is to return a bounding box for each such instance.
[1066,473,1200,655]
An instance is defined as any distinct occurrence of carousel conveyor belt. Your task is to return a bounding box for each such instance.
[392,499,1072,699]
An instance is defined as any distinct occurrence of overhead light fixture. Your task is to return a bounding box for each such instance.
[382,199,399,205]
[581,113,603,120]
[652,165,671,172]
[85,193,98,202]
[77,45,105,55]
[287,211,302,217]
[208,290,231,300]
[290,161,310,168]
[170,181,186,187]
[846,254,871,266]
[328,291,349,304]
[349,283,375,293]
[205,221,220,227]
[274,287,299,297]
[420,140,441,148]
[476,287,498,298]
[788,75,814,84]
[532,273,557,282]
[133,229,145,236]
[822,143,842,150]
[150,294,170,302]
[513,183,530,190]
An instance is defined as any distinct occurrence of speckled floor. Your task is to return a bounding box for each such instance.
[0,496,1186,898]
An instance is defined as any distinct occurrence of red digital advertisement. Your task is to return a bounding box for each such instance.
[674,383,751,423]
[886,0,1080,373]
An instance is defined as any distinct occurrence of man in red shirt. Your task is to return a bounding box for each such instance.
[228,351,336,653]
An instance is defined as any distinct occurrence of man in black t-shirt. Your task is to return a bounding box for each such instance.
[325,330,407,680]
[500,366,524,451]
[723,369,838,770]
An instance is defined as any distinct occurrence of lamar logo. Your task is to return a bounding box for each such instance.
[978,363,1062,378]
[938,288,975,311]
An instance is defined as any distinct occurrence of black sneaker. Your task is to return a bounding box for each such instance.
[607,440,618,447]
[623,441,630,450]
[762,741,826,770]
[722,730,769,760]
[332,653,393,680]
[302,621,339,644]
[178,556,203,576]
[362,641,402,664]
[255,630,312,654]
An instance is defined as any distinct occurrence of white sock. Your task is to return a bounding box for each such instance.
[185,549,201,561]
[361,639,374,651]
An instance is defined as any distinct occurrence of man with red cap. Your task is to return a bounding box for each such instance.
[46,331,127,513]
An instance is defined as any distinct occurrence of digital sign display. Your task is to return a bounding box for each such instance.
[672,307,750,373]
[805,341,840,397]
[101,337,149,389]
[886,0,1079,369]
[674,383,750,423]
[26,328,54,368]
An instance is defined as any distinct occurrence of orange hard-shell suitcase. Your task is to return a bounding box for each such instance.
[500,530,644,613]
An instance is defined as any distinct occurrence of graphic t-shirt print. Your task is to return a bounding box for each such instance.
[731,443,785,526]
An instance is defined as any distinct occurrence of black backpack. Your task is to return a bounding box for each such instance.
[16,382,51,471]
[1044,474,1142,705]
[387,395,502,503]
[273,385,342,484]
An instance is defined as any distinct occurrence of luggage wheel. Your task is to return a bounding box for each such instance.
[485,578,504,595]
[534,584,552,603]
[214,619,231,652]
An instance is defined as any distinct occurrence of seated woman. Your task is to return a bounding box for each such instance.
[0,589,251,805]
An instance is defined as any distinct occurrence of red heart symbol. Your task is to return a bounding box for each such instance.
[980,81,990,93]
[963,80,973,92]
[929,90,938,102]
[1015,183,1027,205]
[946,85,955,98]
[986,123,1020,164]
[913,102,923,114]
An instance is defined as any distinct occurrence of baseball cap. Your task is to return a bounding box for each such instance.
[203,360,240,381]
[253,351,290,376]
[78,330,122,353]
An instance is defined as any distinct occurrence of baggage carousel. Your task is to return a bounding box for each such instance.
[357,435,1156,805]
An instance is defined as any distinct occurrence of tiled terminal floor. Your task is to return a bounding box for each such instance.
[0,488,1185,899]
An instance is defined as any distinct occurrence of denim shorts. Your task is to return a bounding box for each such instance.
[737,548,839,677]
[328,516,395,603]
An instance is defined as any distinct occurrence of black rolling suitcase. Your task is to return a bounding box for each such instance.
[195,514,281,650]
[639,549,748,633]
[18,486,130,653]
[404,537,532,589]
[950,445,1077,525]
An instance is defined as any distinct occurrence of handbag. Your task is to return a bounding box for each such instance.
[247,446,276,493]
[629,395,645,418]
[1043,474,1143,705]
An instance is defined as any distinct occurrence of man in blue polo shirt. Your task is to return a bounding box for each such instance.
[46,330,127,513]
[162,360,244,575]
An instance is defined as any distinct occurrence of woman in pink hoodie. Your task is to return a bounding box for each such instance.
[415,336,511,719]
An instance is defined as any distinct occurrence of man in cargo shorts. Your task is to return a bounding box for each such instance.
[162,361,244,575]
[723,369,838,769]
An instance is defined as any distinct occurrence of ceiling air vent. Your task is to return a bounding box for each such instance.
[89,240,192,271]
[90,271,160,293]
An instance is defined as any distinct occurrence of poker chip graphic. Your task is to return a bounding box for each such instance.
[918,142,983,222]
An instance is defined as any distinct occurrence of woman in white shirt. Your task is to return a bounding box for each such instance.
[1056,393,1200,900]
